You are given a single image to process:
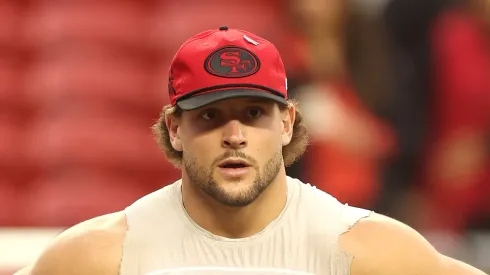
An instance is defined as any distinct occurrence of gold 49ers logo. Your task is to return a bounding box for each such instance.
[205,46,260,78]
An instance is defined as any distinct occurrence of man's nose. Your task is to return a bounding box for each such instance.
[221,120,247,149]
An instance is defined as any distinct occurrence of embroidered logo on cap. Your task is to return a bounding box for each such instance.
[204,46,260,78]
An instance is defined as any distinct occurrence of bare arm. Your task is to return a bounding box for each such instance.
[340,213,487,275]
[26,213,125,275]
[441,255,488,275]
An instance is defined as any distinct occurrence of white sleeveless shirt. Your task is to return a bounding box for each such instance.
[120,176,371,275]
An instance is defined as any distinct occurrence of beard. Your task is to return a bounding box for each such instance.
[183,150,283,207]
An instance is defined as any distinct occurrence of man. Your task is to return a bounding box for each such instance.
[16,27,487,275]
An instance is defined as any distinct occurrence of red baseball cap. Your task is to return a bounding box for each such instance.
[168,26,288,110]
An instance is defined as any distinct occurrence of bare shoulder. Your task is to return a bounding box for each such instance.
[338,213,438,275]
[339,212,487,275]
[27,211,127,275]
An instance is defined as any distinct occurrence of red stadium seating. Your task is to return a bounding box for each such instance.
[22,171,172,226]
[23,50,165,114]
[25,109,172,174]
[0,1,24,47]
[23,1,154,49]
[0,112,30,171]
[0,178,19,226]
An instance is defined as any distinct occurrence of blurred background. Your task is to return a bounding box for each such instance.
[0,0,489,273]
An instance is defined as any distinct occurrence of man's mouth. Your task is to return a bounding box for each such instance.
[218,159,250,169]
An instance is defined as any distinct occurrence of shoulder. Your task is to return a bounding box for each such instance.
[291,177,372,236]
[29,212,127,275]
[293,177,371,217]
[292,177,341,205]
[339,213,441,275]
[339,213,487,275]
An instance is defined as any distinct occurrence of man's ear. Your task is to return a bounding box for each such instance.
[281,103,295,146]
[165,112,183,151]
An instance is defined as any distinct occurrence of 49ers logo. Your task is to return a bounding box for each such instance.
[205,46,260,78]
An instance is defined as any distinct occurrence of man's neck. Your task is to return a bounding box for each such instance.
[181,172,288,239]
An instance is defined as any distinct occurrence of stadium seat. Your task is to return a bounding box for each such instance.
[0,1,24,48]
[0,178,19,226]
[23,1,154,49]
[22,171,169,226]
[0,112,27,171]
[25,108,173,174]
[23,51,165,114]
[0,48,33,109]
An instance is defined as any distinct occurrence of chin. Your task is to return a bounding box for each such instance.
[212,186,261,208]
[213,175,255,189]
[210,175,261,207]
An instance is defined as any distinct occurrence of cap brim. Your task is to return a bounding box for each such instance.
[176,89,288,111]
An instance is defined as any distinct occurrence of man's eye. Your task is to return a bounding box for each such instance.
[201,109,217,120]
[247,107,262,119]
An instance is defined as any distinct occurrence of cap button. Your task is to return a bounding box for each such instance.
[219,26,228,31]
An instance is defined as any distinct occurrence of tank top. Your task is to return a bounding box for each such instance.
[120,176,371,275]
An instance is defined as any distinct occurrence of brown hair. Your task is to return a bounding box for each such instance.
[151,100,309,168]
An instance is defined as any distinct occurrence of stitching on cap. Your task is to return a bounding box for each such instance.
[170,30,219,96]
[171,30,218,62]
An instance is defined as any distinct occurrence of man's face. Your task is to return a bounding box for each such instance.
[171,98,293,207]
